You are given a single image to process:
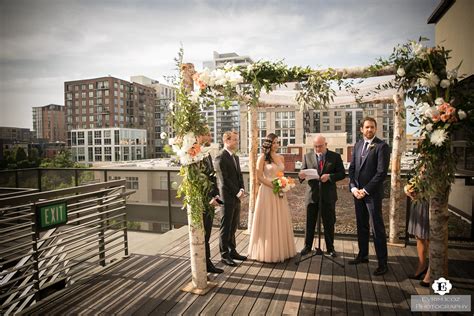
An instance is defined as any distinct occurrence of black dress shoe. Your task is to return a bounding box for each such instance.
[373,265,388,276]
[408,267,428,280]
[348,256,369,265]
[327,250,337,258]
[207,264,224,274]
[300,246,312,256]
[221,256,236,266]
[230,252,247,261]
[420,280,430,288]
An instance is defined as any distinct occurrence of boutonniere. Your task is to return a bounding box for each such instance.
[368,143,376,150]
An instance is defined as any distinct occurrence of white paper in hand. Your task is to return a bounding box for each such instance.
[301,168,320,180]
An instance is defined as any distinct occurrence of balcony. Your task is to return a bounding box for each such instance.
[19,228,474,315]
[1,167,473,314]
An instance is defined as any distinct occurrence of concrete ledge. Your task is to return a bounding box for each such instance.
[128,226,189,255]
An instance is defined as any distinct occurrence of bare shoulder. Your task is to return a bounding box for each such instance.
[276,154,285,163]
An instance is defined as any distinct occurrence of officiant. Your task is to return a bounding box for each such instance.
[298,135,345,257]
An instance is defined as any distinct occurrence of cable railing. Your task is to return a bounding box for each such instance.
[0,180,131,315]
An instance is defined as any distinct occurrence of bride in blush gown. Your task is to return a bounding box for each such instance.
[247,133,296,263]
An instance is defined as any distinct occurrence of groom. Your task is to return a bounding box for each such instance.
[299,135,345,257]
[348,117,390,276]
[215,130,247,266]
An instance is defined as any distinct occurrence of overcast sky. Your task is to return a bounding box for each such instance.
[0,0,438,129]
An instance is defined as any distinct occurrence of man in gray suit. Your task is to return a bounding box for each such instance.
[299,135,345,257]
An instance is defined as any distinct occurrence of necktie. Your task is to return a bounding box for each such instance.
[233,154,239,170]
[360,141,369,164]
[317,154,323,172]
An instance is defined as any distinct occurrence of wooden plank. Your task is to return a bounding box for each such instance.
[354,241,379,315]
[298,246,322,315]
[342,239,364,315]
[386,245,418,315]
[368,242,396,315]
[249,255,294,315]
[265,238,304,315]
[281,238,312,315]
[233,262,275,315]
[181,230,251,315]
[331,238,347,315]
[314,241,333,314]
[160,229,247,315]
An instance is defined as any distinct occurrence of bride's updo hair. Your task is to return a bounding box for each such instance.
[262,133,278,164]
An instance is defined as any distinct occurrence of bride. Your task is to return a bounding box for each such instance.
[247,133,296,262]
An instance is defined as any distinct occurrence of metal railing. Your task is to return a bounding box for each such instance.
[0,180,131,315]
[0,168,472,241]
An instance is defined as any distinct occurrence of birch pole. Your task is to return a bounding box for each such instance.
[180,63,213,294]
[388,92,405,244]
[247,104,258,232]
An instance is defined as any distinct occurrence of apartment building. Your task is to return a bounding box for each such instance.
[64,76,155,158]
[203,51,253,70]
[32,104,66,142]
[130,76,177,157]
[70,127,146,164]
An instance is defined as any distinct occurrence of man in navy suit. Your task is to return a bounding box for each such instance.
[215,130,247,266]
[348,117,390,276]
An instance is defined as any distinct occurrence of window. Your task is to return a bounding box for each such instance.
[275,111,296,153]
[89,83,94,90]
[334,111,341,116]
[335,118,342,124]
[323,111,329,117]
[335,125,342,131]
[335,148,343,155]
[125,177,139,190]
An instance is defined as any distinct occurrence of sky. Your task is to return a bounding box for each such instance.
[0,0,439,129]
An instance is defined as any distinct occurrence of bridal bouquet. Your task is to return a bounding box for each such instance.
[272,171,296,198]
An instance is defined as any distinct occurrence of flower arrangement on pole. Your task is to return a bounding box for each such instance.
[371,37,473,281]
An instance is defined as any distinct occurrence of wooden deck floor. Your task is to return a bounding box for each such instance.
[31,229,474,315]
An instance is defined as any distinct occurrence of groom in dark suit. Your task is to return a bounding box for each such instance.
[299,135,345,257]
[215,130,247,266]
[348,117,390,276]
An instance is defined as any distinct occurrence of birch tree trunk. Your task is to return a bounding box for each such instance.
[247,104,258,232]
[388,93,405,244]
[429,188,450,284]
[181,63,208,293]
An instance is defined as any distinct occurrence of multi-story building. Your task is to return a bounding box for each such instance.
[70,128,147,164]
[32,104,66,142]
[64,76,156,158]
[405,133,423,153]
[0,126,35,161]
[203,51,253,70]
[240,103,305,154]
[130,76,177,157]
[202,51,254,148]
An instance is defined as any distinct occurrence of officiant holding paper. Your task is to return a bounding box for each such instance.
[298,135,345,257]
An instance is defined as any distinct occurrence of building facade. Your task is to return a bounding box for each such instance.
[70,128,146,164]
[130,76,177,157]
[203,51,253,70]
[201,51,254,148]
[64,76,156,158]
[32,104,66,142]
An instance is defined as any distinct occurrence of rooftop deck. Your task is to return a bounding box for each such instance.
[28,229,474,315]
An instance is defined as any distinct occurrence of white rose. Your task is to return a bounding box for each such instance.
[168,102,174,111]
[198,68,211,85]
[160,132,167,139]
[419,102,431,114]
[397,67,405,77]
[424,106,439,118]
[425,123,433,131]
[435,97,445,105]
[224,62,233,70]
[440,79,450,89]
[411,42,425,57]
[458,110,467,120]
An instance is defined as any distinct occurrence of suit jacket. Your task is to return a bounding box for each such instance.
[202,154,219,200]
[302,149,345,206]
[348,137,390,198]
[215,149,245,203]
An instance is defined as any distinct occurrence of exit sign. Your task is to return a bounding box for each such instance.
[36,202,68,231]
